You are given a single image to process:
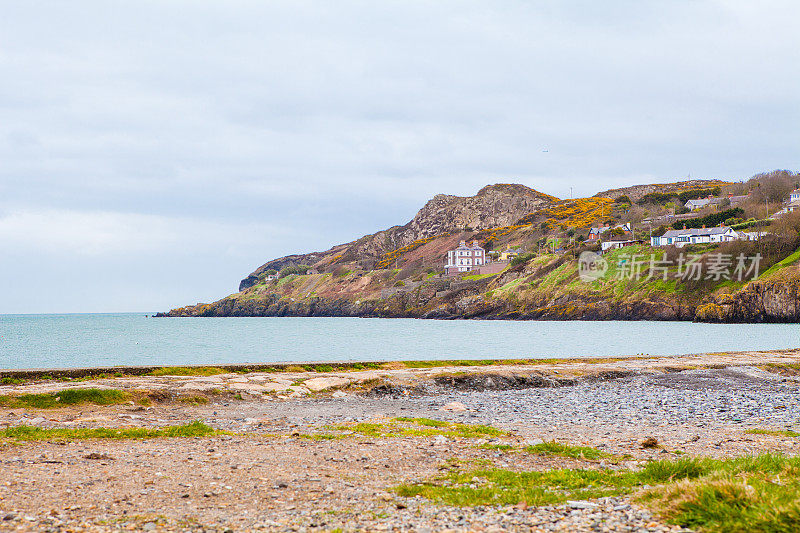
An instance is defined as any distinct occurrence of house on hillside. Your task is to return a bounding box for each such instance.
[685,198,711,210]
[498,248,522,261]
[586,223,632,242]
[772,189,800,217]
[600,236,641,252]
[445,240,487,275]
[685,195,737,211]
[265,274,278,281]
[650,226,739,247]
[728,194,749,207]
[788,189,800,213]
[740,231,771,241]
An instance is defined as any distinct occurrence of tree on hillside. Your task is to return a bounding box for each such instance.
[615,195,632,205]
[773,211,800,238]
[652,225,668,237]
[748,170,798,204]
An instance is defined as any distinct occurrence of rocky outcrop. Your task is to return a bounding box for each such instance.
[695,272,800,323]
[405,184,556,237]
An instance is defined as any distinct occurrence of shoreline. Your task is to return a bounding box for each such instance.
[0,347,797,378]
[2,348,800,392]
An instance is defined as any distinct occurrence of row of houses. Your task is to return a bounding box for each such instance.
[687,189,800,218]
[650,226,740,247]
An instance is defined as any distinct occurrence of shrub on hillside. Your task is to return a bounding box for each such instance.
[510,252,535,267]
[671,208,744,230]
[279,264,309,278]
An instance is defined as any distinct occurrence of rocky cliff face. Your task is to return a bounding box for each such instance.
[406,184,556,236]
[240,183,557,290]
[695,270,800,323]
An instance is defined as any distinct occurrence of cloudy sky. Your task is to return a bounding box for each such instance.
[1,1,798,313]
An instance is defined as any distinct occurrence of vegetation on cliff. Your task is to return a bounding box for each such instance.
[162,172,800,322]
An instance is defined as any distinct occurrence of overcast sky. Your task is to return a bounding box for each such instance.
[1,1,798,313]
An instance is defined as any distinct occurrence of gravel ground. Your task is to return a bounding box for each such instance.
[2,364,800,532]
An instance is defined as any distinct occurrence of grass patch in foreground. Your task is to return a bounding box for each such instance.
[0,421,216,441]
[525,441,608,460]
[0,388,127,409]
[396,453,800,532]
[320,418,508,440]
[395,467,639,507]
[149,367,228,377]
[641,454,800,532]
[476,443,514,451]
[745,428,800,438]
[394,357,645,369]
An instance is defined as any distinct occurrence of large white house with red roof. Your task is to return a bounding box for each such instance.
[445,240,487,275]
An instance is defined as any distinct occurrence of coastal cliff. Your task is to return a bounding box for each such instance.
[160,180,800,323]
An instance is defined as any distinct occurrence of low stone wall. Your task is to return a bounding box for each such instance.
[474,261,509,275]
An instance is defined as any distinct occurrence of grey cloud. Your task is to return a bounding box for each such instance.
[0,1,798,312]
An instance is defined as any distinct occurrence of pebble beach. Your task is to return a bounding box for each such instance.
[2,350,800,532]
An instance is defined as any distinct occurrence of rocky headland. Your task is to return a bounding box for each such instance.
[158,178,800,323]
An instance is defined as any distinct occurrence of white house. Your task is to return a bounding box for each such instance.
[650,226,739,247]
[773,190,800,217]
[788,189,800,213]
[600,237,640,252]
[445,240,487,275]
[685,198,711,210]
[739,231,770,241]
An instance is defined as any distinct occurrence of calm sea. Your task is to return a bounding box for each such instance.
[0,313,798,370]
